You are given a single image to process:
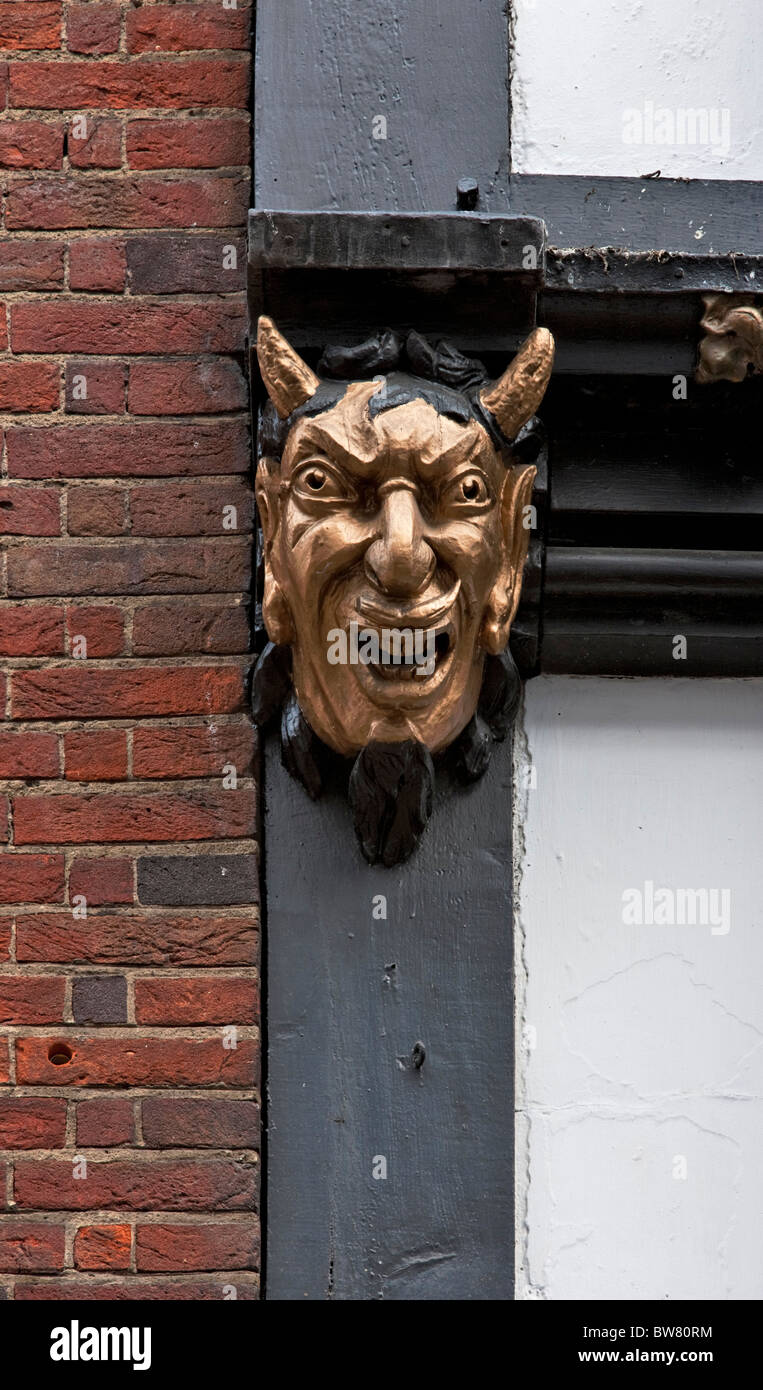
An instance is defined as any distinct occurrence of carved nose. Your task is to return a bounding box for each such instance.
[365,487,435,597]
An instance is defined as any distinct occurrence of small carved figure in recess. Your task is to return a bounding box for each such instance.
[251,316,554,865]
[696,293,763,384]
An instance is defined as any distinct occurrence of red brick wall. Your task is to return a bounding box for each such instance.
[0,1,259,1299]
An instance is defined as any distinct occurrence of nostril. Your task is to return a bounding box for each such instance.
[48,1042,73,1066]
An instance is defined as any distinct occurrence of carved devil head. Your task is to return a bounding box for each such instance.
[252,316,554,864]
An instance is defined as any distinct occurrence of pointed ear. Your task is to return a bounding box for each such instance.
[257,315,320,419]
[255,461,294,644]
[480,464,536,655]
[480,327,554,441]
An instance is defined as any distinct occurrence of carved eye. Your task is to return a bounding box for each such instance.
[292,459,356,506]
[441,470,492,512]
[461,475,485,502]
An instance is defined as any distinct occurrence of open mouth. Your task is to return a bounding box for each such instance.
[369,623,454,682]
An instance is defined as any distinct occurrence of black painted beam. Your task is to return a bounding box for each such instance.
[254,0,511,213]
[254,0,520,1303]
[249,210,545,274]
[264,743,516,1300]
[509,174,763,259]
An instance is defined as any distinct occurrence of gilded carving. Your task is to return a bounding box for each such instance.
[696,293,763,384]
[252,316,554,863]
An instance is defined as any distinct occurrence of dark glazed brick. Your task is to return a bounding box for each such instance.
[142,1097,259,1149]
[138,854,259,906]
[72,974,127,1024]
[127,235,246,294]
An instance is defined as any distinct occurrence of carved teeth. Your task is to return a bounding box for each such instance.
[369,624,452,681]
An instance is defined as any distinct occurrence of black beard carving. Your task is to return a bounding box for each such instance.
[251,642,522,866]
[349,740,435,867]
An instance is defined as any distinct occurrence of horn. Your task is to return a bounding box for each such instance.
[480,327,554,441]
[257,315,320,419]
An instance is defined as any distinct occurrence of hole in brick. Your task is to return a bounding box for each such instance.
[48,1042,73,1066]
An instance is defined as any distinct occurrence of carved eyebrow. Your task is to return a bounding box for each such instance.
[288,408,493,479]
[413,420,493,475]
[290,419,369,472]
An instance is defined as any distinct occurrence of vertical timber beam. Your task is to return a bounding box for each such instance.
[253,0,518,1299]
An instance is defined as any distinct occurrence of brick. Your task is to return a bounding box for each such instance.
[7,420,248,481]
[9,58,250,110]
[127,234,245,293]
[74,1224,131,1271]
[16,1278,259,1299]
[11,664,245,719]
[0,361,59,412]
[0,1040,8,1081]
[0,605,64,656]
[0,1222,65,1274]
[0,240,64,290]
[12,301,245,355]
[13,787,256,845]
[65,362,126,414]
[71,975,127,1024]
[0,976,66,1025]
[0,1098,67,1149]
[66,605,125,656]
[141,1097,258,1150]
[17,912,256,966]
[68,238,126,291]
[66,2,120,55]
[127,4,250,53]
[69,856,133,906]
[131,723,255,777]
[129,360,247,415]
[132,602,250,656]
[0,305,7,350]
[0,486,60,536]
[0,852,64,902]
[0,119,63,168]
[0,920,9,962]
[127,116,249,170]
[68,115,121,169]
[130,480,253,534]
[135,976,257,1025]
[14,1159,258,1211]
[7,174,248,229]
[0,3,61,50]
[17,1035,257,1087]
[64,729,128,780]
[0,731,59,778]
[67,484,126,532]
[8,538,250,595]
[137,854,259,908]
[76,1097,134,1147]
[136,1221,258,1274]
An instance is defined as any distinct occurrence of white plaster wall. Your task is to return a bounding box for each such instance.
[511,0,762,179]
[515,677,763,1300]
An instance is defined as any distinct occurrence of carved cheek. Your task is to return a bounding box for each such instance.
[280,508,373,593]
[434,514,502,594]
